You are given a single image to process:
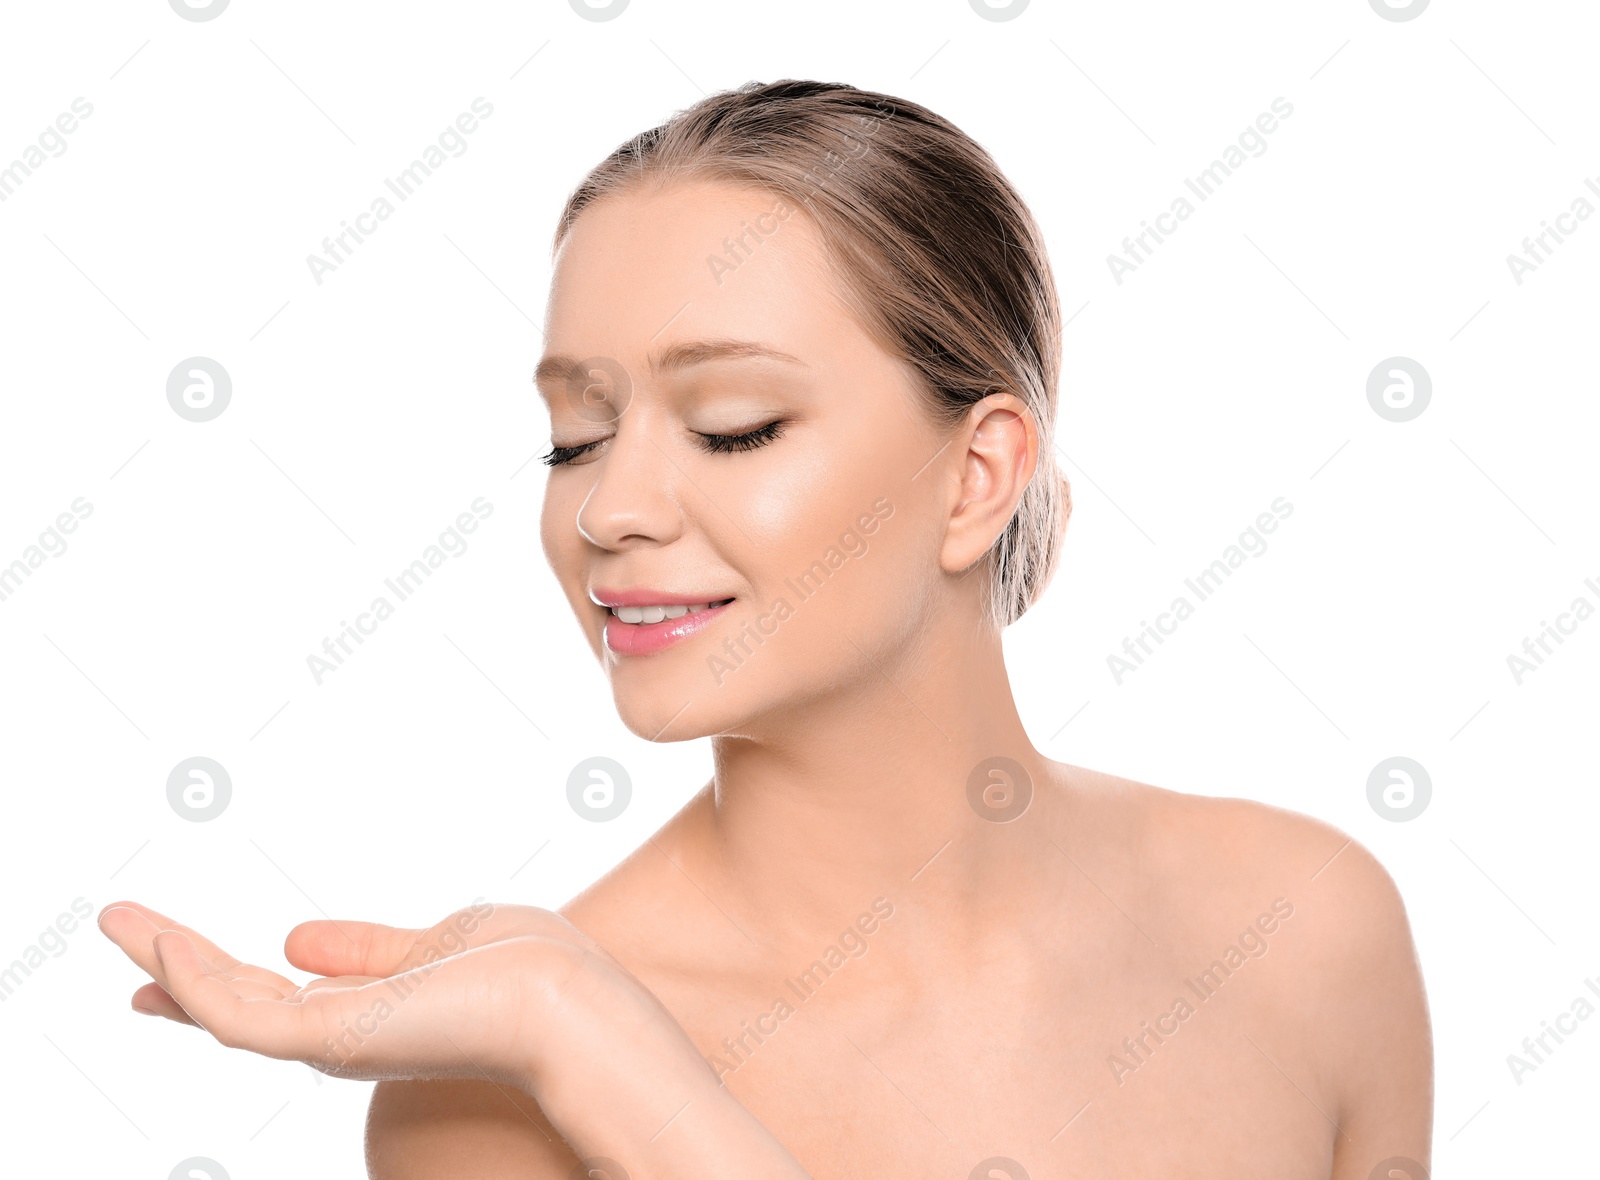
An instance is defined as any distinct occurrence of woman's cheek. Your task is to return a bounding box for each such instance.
[736,435,875,536]
[538,500,567,583]
[736,474,815,545]
[751,471,914,615]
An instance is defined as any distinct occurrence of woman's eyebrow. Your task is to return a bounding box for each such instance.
[534,339,806,390]
[650,339,807,375]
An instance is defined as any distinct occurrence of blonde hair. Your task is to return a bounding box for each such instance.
[554,79,1070,628]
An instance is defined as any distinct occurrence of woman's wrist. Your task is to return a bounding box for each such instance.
[513,942,809,1177]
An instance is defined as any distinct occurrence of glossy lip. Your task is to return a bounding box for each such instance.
[602,599,735,657]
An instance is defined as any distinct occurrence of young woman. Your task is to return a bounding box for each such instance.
[100,80,1432,1178]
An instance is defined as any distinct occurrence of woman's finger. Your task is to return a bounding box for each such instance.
[134,976,285,1022]
[101,901,238,966]
[282,920,427,980]
[283,904,571,978]
[101,906,215,997]
[152,930,313,1060]
[131,982,199,1026]
[99,903,296,996]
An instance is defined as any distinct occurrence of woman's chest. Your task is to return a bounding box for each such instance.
[671,970,1338,1179]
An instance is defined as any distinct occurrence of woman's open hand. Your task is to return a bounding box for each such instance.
[97,898,606,1089]
[99,899,811,1176]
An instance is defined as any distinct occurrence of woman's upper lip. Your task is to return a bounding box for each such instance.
[589,586,735,608]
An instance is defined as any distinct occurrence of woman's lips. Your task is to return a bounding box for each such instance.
[603,600,734,657]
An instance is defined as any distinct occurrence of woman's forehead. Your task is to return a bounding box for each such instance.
[545,181,865,363]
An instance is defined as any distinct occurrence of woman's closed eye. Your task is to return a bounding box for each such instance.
[694,418,786,454]
[542,419,788,467]
[541,440,603,467]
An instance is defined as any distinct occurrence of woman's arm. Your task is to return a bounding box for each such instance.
[100,901,810,1179]
[1310,842,1434,1179]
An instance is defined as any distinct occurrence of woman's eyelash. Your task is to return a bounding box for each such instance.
[695,419,786,454]
[542,420,787,467]
[541,441,601,468]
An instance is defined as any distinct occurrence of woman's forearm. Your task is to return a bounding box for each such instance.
[517,949,811,1178]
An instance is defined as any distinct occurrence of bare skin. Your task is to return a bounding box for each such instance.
[365,179,1432,1176]
[370,771,1430,1178]
[88,139,1429,1175]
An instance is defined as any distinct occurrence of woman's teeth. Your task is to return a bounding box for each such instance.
[609,598,733,624]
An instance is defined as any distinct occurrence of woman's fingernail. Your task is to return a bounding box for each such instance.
[132,1004,157,1016]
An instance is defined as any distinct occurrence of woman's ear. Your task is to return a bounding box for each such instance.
[938,392,1039,576]
[1057,471,1073,553]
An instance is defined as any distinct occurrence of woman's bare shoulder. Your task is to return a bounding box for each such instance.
[1056,762,1431,1136]
[553,783,720,959]
[1054,761,1396,911]
[1052,760,1422,1014]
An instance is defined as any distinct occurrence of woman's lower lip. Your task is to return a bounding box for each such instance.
[603,601,733,657]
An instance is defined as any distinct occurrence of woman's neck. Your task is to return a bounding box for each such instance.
[683,628,1064,961]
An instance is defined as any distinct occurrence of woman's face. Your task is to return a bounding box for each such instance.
[537,179,961,740]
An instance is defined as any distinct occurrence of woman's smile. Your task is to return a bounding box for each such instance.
[591,587,739,656]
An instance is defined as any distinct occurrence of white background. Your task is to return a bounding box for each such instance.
[1,0,1595,1175]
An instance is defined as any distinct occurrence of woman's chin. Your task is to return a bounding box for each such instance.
[611,692,722,744]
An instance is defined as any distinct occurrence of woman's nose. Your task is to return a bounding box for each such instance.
[574,404,686,552]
